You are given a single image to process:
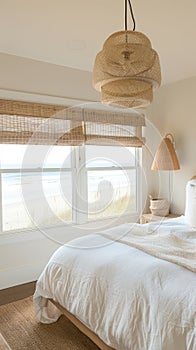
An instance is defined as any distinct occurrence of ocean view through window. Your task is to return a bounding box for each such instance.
[0,144,141,233]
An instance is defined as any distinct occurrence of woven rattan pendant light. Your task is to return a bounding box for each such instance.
[93,0,161,109]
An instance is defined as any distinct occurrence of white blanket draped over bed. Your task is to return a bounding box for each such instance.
[100,223,196,273]
[34,217,196,350]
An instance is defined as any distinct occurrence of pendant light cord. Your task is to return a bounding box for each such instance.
[125,0,128,30]
[125,0,136,31]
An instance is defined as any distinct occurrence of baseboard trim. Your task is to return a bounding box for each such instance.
[0,281,36,305]
[0,260,47,290]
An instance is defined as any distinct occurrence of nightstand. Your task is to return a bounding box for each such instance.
[140,213,180,224]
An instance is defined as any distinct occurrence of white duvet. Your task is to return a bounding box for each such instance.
[34,216,196,350]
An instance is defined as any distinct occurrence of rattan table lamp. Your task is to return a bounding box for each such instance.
[151,133,180,208]
[151,133,180,171]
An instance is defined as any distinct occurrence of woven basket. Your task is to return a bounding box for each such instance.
[150,198,170,217]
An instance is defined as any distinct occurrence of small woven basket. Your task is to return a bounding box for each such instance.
[150,198,170,217]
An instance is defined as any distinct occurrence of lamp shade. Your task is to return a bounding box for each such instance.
[93,30,161,109]
[151,133,180,171]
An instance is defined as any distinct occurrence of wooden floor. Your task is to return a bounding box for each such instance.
[0,281,36,306]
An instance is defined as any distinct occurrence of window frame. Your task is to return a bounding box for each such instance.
[75,146,142,224]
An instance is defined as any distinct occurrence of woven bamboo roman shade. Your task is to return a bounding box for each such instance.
[84,108,145,147]
[0,99,145,147]
[0,100,84,146]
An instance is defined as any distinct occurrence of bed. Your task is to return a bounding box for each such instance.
[34,211,196,350]
[34,175,196,350]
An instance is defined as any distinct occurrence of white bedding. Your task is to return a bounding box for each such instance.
[34,216,196,350]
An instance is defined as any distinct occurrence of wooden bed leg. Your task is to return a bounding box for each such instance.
[48,299,114,350]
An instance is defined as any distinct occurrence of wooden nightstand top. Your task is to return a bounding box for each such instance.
[140,213,181,224]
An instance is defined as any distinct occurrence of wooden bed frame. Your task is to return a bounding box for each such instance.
[48,299,114,350]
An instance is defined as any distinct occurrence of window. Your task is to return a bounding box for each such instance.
[0,145,72,231]
[0,99,145,233]
[86,146,138,220]
[0,144,141,232]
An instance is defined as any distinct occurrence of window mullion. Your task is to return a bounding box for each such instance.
[77,145,88,224]
[71,146,88,225]
[136,148,142,215]
[71,146,78,224]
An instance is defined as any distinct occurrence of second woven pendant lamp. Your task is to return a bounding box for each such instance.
[93,0,161,109]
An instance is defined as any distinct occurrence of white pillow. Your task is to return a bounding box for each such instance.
[185,179,196,228]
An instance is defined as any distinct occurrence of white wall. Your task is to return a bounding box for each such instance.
[0,53,99,102]
[147,76,196,214]
[0,215,133,289]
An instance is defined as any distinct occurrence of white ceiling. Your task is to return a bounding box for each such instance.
[0,0,196,85]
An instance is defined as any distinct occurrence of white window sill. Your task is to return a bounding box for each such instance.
[0,212,140,245]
